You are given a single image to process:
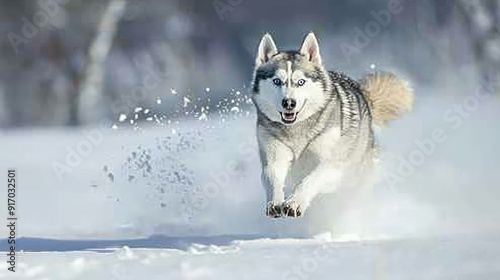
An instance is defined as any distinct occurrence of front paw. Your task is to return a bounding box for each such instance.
[282,199,303,218]
[266,201,283,218]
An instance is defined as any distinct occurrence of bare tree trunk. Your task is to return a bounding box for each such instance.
[77,0,127,124]
[457,0,500,90]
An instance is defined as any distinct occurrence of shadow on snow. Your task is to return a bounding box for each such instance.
[0,234,305,252]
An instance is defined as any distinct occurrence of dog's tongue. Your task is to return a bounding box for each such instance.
[283,112,296,120]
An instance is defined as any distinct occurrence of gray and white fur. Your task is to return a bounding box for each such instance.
[251,32,413,218]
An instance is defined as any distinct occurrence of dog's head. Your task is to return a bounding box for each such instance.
[251,32,330,125]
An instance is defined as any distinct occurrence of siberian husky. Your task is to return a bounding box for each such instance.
[251,32,413,218]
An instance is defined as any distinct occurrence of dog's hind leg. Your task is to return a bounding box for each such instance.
[282,165,342,217]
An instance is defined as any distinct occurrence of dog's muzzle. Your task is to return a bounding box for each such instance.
[279,98,299,124]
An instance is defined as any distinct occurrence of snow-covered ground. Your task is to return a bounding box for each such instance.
[1,86,500,279]
[3,235,500,279]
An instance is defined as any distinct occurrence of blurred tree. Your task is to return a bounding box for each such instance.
[456,0,500,90]
[77,0,127,124]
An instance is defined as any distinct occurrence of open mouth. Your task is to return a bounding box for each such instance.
[280,112,298,124]
[278,100,306,125]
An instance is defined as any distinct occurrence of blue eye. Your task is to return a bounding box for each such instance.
[297,79,306,86]
[272,78,282,86]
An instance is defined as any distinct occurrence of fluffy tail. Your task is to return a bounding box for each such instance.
[360,71,414,126]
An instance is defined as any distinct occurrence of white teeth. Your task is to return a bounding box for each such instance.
[281,112,297,122]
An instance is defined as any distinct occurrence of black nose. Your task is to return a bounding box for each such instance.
[282,98,297,110]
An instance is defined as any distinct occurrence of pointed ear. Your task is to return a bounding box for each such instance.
[256,33,278,67]
[299,32,322,64]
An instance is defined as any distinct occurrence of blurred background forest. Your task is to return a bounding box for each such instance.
[0,0,498,128]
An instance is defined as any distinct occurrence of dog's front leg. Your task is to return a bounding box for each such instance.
[258,133,293,218]
[283,164,342,217]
